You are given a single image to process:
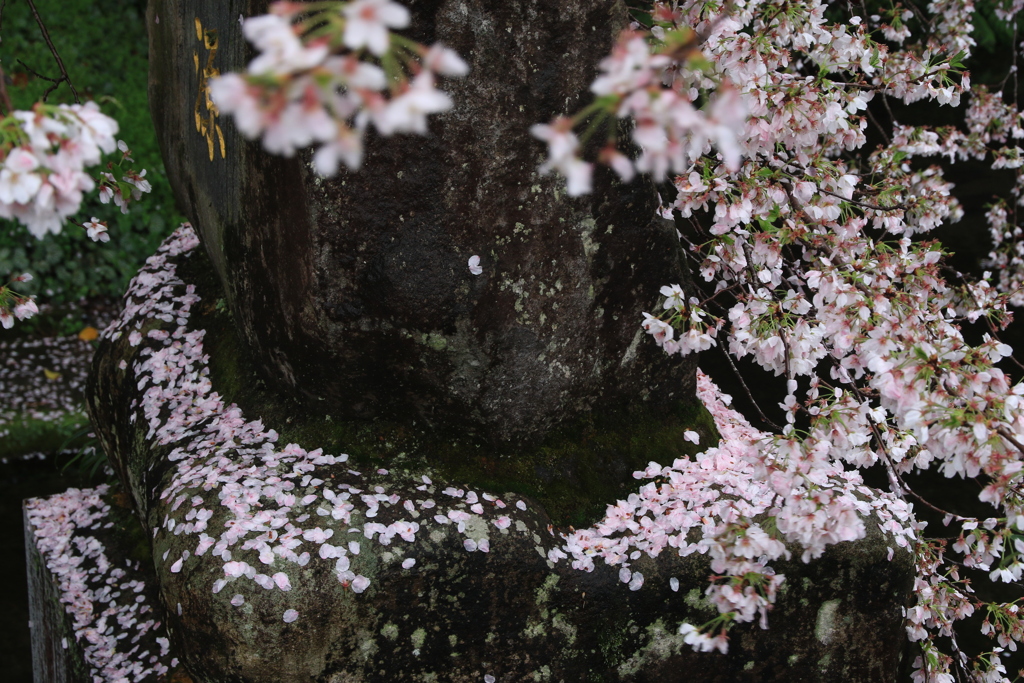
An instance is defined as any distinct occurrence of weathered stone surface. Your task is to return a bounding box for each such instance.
[87,230,914,682]
[24,504,84,683]
[23,486,180,682]
[118,1,919,677]
[147,0,694,446]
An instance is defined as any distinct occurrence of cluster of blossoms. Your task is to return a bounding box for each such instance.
[532,0,1024,680]
[0,103,149,237]
[551,369,915,649]
[0,272,37,329]
[210,0,467,177]
[0,104,150,328]
[534,0,970,198]
[97,141,151,215]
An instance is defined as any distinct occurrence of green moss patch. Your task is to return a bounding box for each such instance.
[0,411,89,461]
[98,489,153,568]
[177,250,718,528]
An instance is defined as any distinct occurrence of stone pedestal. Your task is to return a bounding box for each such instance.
[24,486,180,682]
[81,227,914,682]
[147,0,694,447]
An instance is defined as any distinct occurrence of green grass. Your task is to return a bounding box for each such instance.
[0,411,89,461]
[0,0,182,305]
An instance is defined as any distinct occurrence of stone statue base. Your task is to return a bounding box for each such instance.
[67,226,917,682]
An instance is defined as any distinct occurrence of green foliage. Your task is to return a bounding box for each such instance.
[0,0,182,302]
[973,0,1018,54]
[57,424,111,480]
[0,410,89,461]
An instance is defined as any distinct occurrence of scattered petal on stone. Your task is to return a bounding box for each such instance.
[283,609,299,623]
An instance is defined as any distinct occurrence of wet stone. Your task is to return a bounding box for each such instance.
[148,0,695,447]
[23,485,181,682]
[84,228,915,682]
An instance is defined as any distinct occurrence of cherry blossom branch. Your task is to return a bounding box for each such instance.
[997,427,1024,459]
[813,186,909,213]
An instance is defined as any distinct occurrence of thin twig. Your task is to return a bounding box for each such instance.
[897,469,974,522]
[880,92,897,129]
[0,0,9,115]
[866,106,892,145]
[17,58,59,84]
[0,64,11,116]
[716,343,785,432]
[816,186,908,212]
[25,0,78,103]
[903,0,934,32]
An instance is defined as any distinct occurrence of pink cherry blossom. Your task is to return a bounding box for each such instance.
[343,0,409,56]
[211,1,465,177]
[83,217,110,242]
[0,148,42,205]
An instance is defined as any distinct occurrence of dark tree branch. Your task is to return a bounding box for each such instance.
[866,106,891,145]
[17,58,59,83]
[25,0,79,103]
[0,64,12,116]
[0,0,9,115]
[716,343,786,432]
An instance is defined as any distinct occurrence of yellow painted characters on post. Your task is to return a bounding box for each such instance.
[193,17,226,161]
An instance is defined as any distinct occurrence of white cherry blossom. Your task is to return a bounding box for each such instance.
[343,0,410,56]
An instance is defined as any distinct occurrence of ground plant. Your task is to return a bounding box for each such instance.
[0,0,178,319]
